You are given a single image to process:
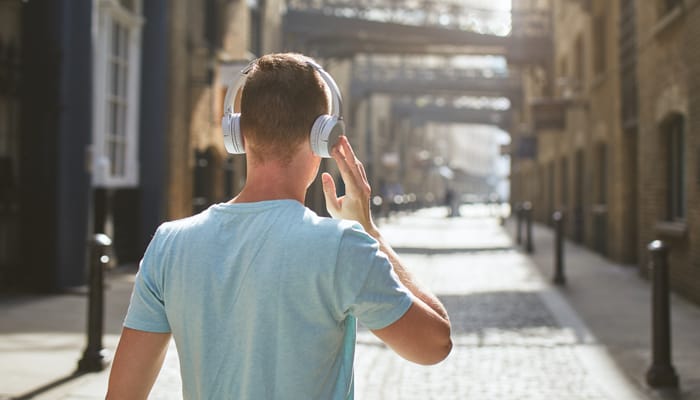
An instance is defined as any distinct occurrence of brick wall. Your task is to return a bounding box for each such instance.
[678,3,700,303]
[526,0,637,262]
[504,0,700,303]
[637,0,700,303]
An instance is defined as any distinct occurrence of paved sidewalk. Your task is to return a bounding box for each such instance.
[0,267,182,400]
[504,216,700,400]
[2,205,697,399]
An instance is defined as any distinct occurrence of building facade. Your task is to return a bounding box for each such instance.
[636,0,700,303]
[511,0,700,304]
[0,0,283,292]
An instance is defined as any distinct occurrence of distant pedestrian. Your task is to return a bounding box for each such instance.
[107,53,451,399]
[445,188,460,217]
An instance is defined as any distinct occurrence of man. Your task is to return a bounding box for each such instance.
[107,53,451,399]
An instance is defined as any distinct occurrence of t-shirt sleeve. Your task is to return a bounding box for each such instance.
[335,223,413,330]
[123,227,172,333]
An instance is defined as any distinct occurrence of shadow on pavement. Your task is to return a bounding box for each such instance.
[359,290,574,343]
[392,246,513,255]
[11,371,86,400]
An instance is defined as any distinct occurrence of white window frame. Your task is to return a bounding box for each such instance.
[91,0,144,188]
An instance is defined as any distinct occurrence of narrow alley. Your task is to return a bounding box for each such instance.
[6,205,700,399]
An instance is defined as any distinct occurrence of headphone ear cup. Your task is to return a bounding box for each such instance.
[222,113,245,154]
[310,115,345,158]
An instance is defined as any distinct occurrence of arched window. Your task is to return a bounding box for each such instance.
[662,114,685,221]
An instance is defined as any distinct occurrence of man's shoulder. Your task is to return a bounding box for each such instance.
[301,209,367,239]
[151,208,214,241]
[162,211,207,229]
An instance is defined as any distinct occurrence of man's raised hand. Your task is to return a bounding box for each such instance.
[321,136,378,235]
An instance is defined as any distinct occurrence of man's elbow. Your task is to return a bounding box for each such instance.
[416,322,453,365]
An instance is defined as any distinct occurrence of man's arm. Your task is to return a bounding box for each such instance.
[322,136,452,365]
[106,327,171,400]
[365,231,452,365]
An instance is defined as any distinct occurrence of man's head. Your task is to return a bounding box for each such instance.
[239,53,330,165]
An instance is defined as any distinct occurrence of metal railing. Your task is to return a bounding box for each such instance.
[287,0,550,38]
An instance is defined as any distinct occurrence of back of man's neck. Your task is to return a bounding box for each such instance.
[230,162,308,205]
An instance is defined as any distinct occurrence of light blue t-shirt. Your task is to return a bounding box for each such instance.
[124,200,413,399]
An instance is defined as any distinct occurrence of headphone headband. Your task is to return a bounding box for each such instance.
[223,59,342,118]
[222,60,256,117]
[221,57,345,157]
[305,60,343,117]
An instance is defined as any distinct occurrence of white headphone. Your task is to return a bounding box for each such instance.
[221,59,345,158]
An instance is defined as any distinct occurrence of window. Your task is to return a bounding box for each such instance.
[574,35,584,90]
[204,0,220,50]
[597,143,607,204]
[574,149,585,242]
[107,22,129,178]
[92,0,144,187]
[548,161,555,215]
[561,157,569,208]
[661,0,682,15]
[248,0,263,56]
[593,14,606,76]
[665,115,685,221]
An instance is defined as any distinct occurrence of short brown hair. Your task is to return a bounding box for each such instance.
[240,53,329,164]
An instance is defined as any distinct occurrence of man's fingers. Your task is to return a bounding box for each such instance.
[321,173,340,216]
[331,140,357,188]
[338,136,358,162]
[358,160,368,183]
[331,136,365,191]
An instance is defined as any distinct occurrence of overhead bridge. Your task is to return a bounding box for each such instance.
[283,0,545,132]
[392,102,511,130]
[283,2,551,63]
[351,65,522,102]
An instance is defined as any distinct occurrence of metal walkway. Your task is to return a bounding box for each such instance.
[283,0,551,130]
[284,0,550,62]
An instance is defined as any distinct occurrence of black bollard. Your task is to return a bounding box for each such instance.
[645,240,679,388]
[522,201,534,253]
[515,203,523,245]
[552,211,566,285]
[78,233,113,373]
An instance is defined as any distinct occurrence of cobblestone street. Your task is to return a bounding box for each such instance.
[353,207,647,400]
[7,206,684,400]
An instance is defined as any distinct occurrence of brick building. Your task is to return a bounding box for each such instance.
[511,0,700,304]
[636,0,700,303]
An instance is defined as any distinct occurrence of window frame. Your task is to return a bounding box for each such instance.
[560,156,569,209]
[573,34,585,91]
[593,13,606,77]
[597,143,608,205]
[91,0,144,188]
[665,114,686,221]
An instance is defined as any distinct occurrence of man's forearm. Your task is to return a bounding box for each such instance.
[366,227,449,322]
